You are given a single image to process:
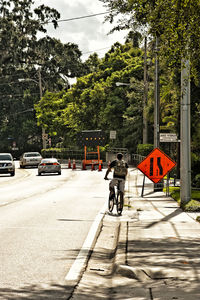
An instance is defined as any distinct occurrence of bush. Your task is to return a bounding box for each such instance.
[193,174,200,188]
[191,152,200,184]
[137,144,154,156]
[168,186,200,212]
[41,148,84,160]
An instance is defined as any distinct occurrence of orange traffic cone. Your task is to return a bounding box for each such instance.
[72,159,76,170]
[68,158,71,169]
[98,161,102,172]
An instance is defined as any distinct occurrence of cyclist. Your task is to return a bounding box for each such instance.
[104,153,128,205]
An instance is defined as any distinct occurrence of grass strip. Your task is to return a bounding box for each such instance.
[164,186,200,212]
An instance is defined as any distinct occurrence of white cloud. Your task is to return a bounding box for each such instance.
[34,0,128,59]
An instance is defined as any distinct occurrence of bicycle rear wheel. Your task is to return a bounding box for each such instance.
[116,191,124,215]
[108,191,114,212]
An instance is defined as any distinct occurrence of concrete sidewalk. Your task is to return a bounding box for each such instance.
[70,169,200,299]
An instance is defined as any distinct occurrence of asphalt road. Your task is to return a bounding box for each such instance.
[0,162,107,299]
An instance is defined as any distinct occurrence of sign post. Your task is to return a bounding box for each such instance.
[137,148,176,195]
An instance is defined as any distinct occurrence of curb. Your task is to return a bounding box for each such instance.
[65,202,107,285]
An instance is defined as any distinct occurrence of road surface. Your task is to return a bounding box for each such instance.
[0,162,108,299]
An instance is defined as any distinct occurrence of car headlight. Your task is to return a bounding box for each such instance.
[7,163,12,166]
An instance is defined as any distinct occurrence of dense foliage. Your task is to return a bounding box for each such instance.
[0,0,85,153]
[100,0,200,74]
[35,42,148,152]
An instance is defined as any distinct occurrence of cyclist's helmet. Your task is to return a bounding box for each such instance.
[117,153,123,160]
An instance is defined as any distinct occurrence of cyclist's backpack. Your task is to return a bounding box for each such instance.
[114,160,127,177]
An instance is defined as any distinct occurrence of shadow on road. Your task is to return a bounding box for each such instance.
[1,235,200,299]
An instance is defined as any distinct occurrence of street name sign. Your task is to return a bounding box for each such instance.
[160,133,178,142]
[110,130,116,139]
[137,148,176,183]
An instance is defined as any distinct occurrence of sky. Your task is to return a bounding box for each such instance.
[34,0,128,61]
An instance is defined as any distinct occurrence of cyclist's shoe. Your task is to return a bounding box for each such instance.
[118,204,123,215]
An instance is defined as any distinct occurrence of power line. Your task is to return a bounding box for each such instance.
[44,12,108,24]
[0,92,40,98]
[82,46,111,55]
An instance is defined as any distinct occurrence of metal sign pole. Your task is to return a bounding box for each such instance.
[141,174,145,197]
[166,173,170,196]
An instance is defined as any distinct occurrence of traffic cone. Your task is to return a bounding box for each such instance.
[91,162,95,171]
[98,161,102,172]
[68,158,71,169]
[72,159,76,170]
[82,161,86,170]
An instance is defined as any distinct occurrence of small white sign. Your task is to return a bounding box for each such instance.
[110,131,116,139]
[160,133,178,142]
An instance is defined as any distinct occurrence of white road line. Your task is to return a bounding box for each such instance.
[65,201,107,283]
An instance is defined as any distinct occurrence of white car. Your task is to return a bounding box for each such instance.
[19,152,42,168]
[38,158,61,176]
[0,153,15,176]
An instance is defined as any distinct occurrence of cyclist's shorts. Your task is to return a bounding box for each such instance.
[109,178,125,193]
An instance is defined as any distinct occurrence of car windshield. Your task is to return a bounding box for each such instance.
[25,153,40,157]
[41,159,57,163]
[0,155,12,161]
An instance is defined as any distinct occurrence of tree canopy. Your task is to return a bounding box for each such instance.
[100,0,200,77]
[35,42,147,152]
[0,0,85,152]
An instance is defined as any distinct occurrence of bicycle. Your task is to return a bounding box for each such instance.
[108,179,124,215]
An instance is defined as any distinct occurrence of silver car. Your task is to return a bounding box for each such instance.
[19,152,42,168]
[0,153,15,176]
[38,158,61,176]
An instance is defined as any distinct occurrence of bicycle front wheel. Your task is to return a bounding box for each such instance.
[108,192,114,212]
[116,191,124,215]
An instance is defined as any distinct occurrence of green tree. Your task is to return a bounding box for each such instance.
[35,42,145,152]
[100,0,200,71]
[0,0,84,152]
[100,0,200,156]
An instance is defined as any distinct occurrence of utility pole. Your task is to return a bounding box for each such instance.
[38,68,47,149]
[143,36,148,144]
[154,36,162,192]
[180,58,191,205]
[154,36,160,148]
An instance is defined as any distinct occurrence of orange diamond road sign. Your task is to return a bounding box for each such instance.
[137,148,176,183]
